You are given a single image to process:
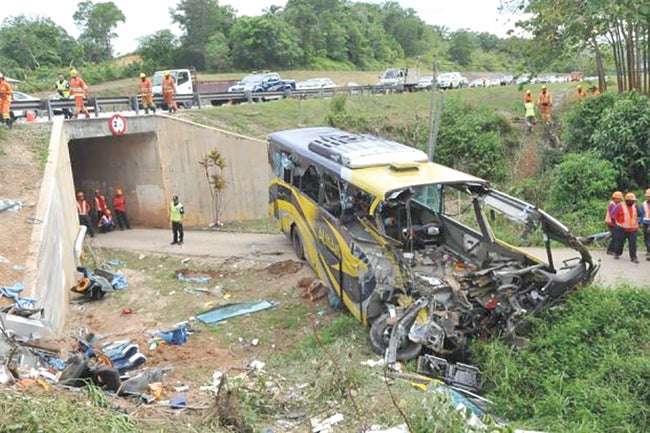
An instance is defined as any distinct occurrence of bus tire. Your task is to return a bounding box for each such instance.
[291,227,304,260]
[369,313,422,362]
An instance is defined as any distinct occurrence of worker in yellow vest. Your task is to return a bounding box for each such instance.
[169,195,185,245]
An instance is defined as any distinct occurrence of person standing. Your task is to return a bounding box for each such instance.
[77,191,94,238]
[138,73,156,114]
[112,187,131,230]
[590,85,601,97]
[524,89,534,103]
[524,99,536,133]
[169,195,184,245]
[54,73,73,119]
[162,71,178,114]
[575,84,587,100]
[605,191,623,255]
[610,192,639,263]
[0,72,14,129]
[93,189,108,226]
[639,188,650,261]
[69,69,90,119]
[538,85,553,123]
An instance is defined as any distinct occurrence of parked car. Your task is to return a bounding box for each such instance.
[227,72,296,93]
[10,91,41,120]
[415,76,435,91]
[436,72,463,90]
[295,78,338,91]
[469,78,485,88]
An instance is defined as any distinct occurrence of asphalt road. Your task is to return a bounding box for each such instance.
[93,228,649,288]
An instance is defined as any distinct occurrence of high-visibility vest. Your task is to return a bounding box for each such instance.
[94,196,107,212]
[524,94,533,103]
[55,80,70,98]
[615,204,638,230]
[139,79,152,95]
[0,81,12,101]
[524,102,535,117]
[170,202,184,222]
[605,200,616,226]
[162,77,175,94]
[642,202,650,224]
[576,89,587,99]
[77,199,90,216]
[539,91,552,106]
[69,77,87,96]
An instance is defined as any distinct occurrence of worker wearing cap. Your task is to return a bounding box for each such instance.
[576,85,587,99]
[605,191,624,255]
[610,192,639,263]
[640,188,650,260]
[112,187,131,230]
[162,71,178,114]
[169,195,185,245]
[69,69,90,119]
[76,191,94,238]
[0,72,14,129]
[138,73,156,114]
[538,85,552,123]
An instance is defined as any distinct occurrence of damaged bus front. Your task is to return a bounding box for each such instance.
[268,127,599,363]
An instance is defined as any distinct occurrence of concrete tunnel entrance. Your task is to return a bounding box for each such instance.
[69,132,165,228]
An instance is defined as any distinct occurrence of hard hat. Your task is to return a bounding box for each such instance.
[645,188,650,197]
[70,69,78,76]
[526,89,531,94]
[577,85,582,89]
[104,209,112,216]
[94,189,100,194]
[625,192,636,201]
[541,85,547,90]
[164,70,170,76]
[139,73,146,78]
[115,188,123,195]
[612,191,623,199]
[76,191,84,198]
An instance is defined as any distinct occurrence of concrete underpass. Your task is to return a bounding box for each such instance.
[22,115,269,334]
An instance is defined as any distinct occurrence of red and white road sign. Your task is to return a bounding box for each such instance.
[108,113,127,135]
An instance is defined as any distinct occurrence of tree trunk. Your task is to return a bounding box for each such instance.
[626,19,636,91]
[592,37,607,92]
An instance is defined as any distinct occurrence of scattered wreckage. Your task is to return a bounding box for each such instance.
[269,127,600,364]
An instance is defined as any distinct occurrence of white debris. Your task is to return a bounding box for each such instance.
[311,413,344,433]
[251,338,259,346]
[249,360,265,371]
[360,358,385,368]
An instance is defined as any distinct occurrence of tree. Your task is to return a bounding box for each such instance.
[137,30,179,71]
[170,0,235,69]
[448,30,478,67]
[0,15,82,70]
[73,1,126,62]
[204,31,232,71]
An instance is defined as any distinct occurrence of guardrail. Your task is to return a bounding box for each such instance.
[9,84,415,121]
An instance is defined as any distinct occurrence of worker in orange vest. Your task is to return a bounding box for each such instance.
[639,188,650,260]
[93,189,108,226]
[538,85,553,123]
[590,85,601,97]
[605,191,623,255]
[575,84,587,99]
[69,69,90,119]
[138,73,156,114]
[77,191,94,237]
[112,187,131,230]
[610,192,639,263]
[162,71,178,114]
[524,89,533,103]
[0,72,14,129]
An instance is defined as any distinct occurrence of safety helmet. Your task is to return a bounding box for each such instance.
[645,188,650,197]
[115,188,123,195]
[76,191,84,198]
[577,85,582,89]
[526,89,531,94]
[139,73,146,78]
[104,209,112,216]
[541,85,547,90]
[70,69,78,76]
[164,70,170,76]
[94,189,101,194]
[612,191,623,199]
[625,192,636,201]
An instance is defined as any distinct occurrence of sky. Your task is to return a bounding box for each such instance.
[0,0,523,56]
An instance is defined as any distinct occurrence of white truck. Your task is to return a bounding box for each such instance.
[379,68,420,92]
[151,69,238,107]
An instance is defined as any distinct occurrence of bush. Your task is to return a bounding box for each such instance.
[563,93,616,153]
[472,286,650,433]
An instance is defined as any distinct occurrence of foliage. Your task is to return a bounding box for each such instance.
[73,1,126,62]
[136,30,180,72]
[473,286,650,433]
[562,92,616,152]
[448,30,479,67]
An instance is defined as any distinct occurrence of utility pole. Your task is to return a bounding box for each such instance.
[427,59,444,161]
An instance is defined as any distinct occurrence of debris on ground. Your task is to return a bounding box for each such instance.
[417,355,482,395]
[265,259,303,276]
[361,425,408,433]
[311,412,344,433]
[195,301,278,325]
[70,267,128,302]
[155,323,190,345]
[177,271,212,283]
[298,278,328,301]
[0,198,23,213]
[0,281,38,312]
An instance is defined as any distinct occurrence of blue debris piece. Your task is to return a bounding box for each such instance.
[106,259,126,266]
[111,273,129,290]
[177,272,212,284]
[196,301,278,325]
[12,265,26,271]
[0,282,37,310]
[170,394,187,409]
[156,324,189,345]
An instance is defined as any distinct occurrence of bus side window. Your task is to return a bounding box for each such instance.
[300,165,320,202]
[321,172,341,217]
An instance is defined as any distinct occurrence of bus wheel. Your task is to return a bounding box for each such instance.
[369,313,422,362]
[291,227,304,260]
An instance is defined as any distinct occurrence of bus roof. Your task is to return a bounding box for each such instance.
[269,127,486,198]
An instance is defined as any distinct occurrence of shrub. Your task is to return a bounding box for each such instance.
[563,93,616,153]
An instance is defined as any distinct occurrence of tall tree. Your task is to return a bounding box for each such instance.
[170,0,235,69]
[448,30,478,67]
[136,30,179,71]
[73,1,125,62]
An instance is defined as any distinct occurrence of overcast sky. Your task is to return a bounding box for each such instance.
[0,0,522,56]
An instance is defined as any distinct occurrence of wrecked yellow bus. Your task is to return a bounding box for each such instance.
[268,127,598,362]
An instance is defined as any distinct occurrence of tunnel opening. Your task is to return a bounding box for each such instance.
[68,131,168,228]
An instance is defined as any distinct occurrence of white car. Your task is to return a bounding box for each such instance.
[415,76,435,91]
[295,78,338,91]
[469,78,485,88]
[436,72,463,89]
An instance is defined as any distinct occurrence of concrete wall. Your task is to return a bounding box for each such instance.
[24,119,80,333]
[66,115,269,228]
